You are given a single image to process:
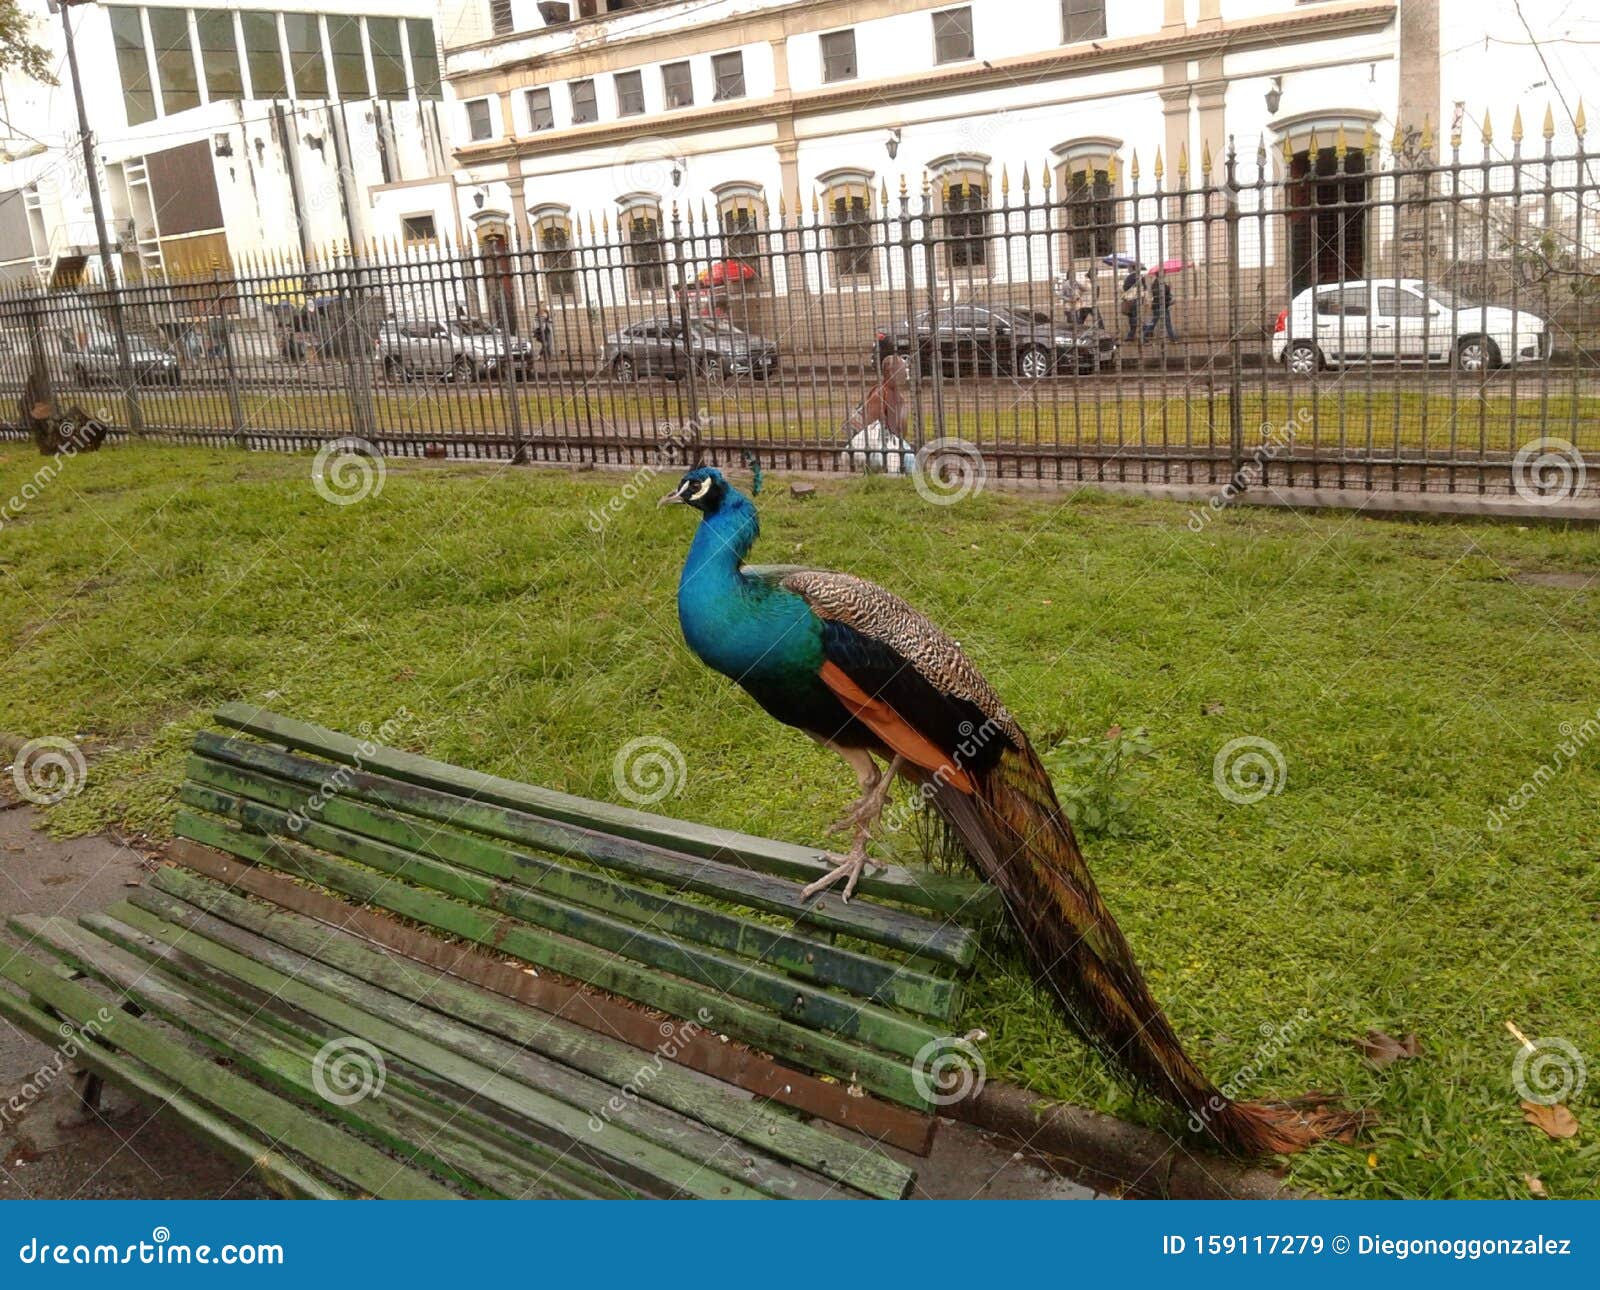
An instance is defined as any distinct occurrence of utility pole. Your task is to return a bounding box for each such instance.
[53,0,143,432]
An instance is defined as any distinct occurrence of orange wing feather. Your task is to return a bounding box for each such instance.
[817,660,976,793]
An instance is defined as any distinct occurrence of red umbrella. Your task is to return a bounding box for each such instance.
[697,259,758,286]
[1151,257,1187,275]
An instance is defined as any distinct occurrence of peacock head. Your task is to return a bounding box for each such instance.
[659,466,733,516]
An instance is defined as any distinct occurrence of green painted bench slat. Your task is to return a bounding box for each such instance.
[192,731,977,969]
[16,916,622,1201]
[172,808,932,1110]
[0,947,456,1200]
[141,868,914,1200]
[0,983,342,1200]
[181,750,959,1021]
[212,702,1000,921]
[178,777,939,1061]
[102,893,843,1200]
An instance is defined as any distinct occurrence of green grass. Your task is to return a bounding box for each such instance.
[3,442,1599,1199]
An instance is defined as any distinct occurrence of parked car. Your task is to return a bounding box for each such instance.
[55,329,180,386]
[377,317,533,381]
[873,305,1116,378]
[601,316,779,381]
[1272,279,1551,375]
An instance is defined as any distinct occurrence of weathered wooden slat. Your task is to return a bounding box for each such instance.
[210,703,1001,921]
[16,915,617,1201]
[183,753,957,1021]
[174,808,932,1109]
[100,895,820,1200]
[0,983,342,1199]
[181,775,939,1060]
[148,862,915,1199]
[0,946,457,1200]
[191,732,977,968]
[168,839,937,1156]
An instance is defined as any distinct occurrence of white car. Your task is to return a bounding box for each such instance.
[1272,279,1550,375]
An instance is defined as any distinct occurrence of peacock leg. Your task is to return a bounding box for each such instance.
[802,752,905,903]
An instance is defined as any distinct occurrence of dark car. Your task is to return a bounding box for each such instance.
[873,305,1115,378]
[54,329,181,386]
[601,316,778,381]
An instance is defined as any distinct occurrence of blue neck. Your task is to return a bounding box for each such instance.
[680,492,759,592]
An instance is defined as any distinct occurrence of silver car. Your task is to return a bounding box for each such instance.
[54,329,181,386]
[378,317,533,381]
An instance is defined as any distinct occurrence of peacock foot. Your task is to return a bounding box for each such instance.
[800,838,876,904]
[827,793,880,837]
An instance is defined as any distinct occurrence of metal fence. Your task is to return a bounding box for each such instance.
[3,125,1597,503]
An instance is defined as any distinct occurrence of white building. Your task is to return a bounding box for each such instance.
[406,0,1597,320]
[0,1,451,286]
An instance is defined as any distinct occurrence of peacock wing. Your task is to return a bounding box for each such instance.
[779,569,1022,786]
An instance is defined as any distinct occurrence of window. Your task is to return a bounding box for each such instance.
[109,7,155,125]
[1061,0,1106,43]
[149,8,200,115]
[1317,285,1370,316]
[1285,140,1367,293]
[533,208,576,296]
[820,30,856,83]
[570,78,597,124]
[712,51,744,101]
[401,214,437,245]
[241,11,286,98]
[466,98,493,141]
[624,203,666,291]
[526,87,554,130]
[327,17,369,99]
[662,61,693,109]
[615,70,645,116]
[1376,287,1427,317]
[941,173,988,269]
[283,14,327,98]
[933,8,974,65]
[195,10,242,102]
[826,181,873,279]
[407,19,442,98]
[1064,163,1113,258]
[490,0,514,35]
[716,187,765,269]
[368,17,408,99]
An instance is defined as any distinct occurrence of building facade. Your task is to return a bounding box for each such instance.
[0,1,451,286]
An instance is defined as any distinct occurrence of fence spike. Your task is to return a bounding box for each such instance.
[1153,147,1163,181]
[899,172,908,199]
[1481,109,1493,146]
[1000,163,1009,197]
[1361,123,1375,156]
[1020,161,1029,192]
[1543,102,1556,141]
[1202,137,1213,175]
[1129,148,1139,181]
[811,187,820,215]
[1041,160,1051,193]
[1177,142,1188,180]
[880,176,889,207]
[1255,135,1266,167]
[1421,114,1433,151]
[1281,133,1293,164]
[1576,98,1587,137]
[1511,108,1523,144]
[1107,152,1118,183]
[1390,119,1404,156]
[1334,124,1347,159]
[921,170,931,198]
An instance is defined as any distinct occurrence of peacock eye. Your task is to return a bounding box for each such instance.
[688,477,713,502]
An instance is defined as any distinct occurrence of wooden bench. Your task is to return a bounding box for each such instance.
[0,705,997,1199]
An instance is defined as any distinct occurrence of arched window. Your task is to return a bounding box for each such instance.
[929,154,990,271]
[1052,137,1121,262]
[819,169,875,283]
[714,183,766,273]
[1271,110,1379,294]
[618,193,666,293]
[530,203,576,297]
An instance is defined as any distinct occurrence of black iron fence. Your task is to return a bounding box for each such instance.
[2,127,1597,504]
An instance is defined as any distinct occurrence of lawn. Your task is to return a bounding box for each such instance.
[2,442,1598,1200]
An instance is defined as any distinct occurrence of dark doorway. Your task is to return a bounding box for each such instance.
[1286,145,1367,296]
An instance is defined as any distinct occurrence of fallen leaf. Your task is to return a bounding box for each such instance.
[1521,1101,1579,1139]
[1202,701,1226,716]
[1524,1174,1548,1198]
[1351,1030,1422,1067]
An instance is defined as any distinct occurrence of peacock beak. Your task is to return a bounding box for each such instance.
[657,487,686,507]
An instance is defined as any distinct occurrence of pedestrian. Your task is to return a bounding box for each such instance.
[534,302,555,359]
[1143,269,1177,342]
[1120,268,1142,341]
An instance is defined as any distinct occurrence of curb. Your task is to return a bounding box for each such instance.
[943,1082,1306,1199]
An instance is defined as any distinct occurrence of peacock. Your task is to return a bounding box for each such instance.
[661,465,1358,1156]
